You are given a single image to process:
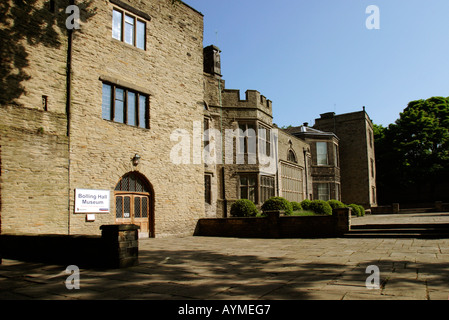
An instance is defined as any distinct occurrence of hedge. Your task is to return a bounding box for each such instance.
[230,199,259,217]
[309,200,333,215]
[291,201,303,211]
[261,197,293,215]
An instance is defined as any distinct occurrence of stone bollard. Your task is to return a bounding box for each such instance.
[100,224,140,268]
[333,208,351,235]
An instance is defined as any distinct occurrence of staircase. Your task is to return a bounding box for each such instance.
[345,223,449,239]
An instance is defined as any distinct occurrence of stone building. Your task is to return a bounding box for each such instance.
[285,125,341,202]
[313,110,377,208]
[0,0,376,238]
[202,45,377,215]
[203,46,316,217]
[0,0,205,238]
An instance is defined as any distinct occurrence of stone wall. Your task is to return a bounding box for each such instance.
[0,0,69,112]
[0,105,69,234]
[314,110,376,207]
[0,0,206,238]
[0,224,140,268]
[195,209,351,238]
[67,0,205,237]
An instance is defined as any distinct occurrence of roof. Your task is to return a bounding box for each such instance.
[284,125,339,140]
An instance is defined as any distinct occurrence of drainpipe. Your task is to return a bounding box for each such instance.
[66,0,74,234]
[304,148,309,199]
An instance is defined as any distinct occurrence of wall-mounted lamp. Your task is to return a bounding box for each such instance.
[132,154,141,166]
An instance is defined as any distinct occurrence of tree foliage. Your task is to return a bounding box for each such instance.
[374,96,449,203]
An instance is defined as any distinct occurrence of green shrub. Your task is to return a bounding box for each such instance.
[230,199,259,217]
[291,201,303,212]
[300,199,312,211]
[261,197,293,215]
[309,200,333,215]
[357,205,366,216]
[347,204,361,217]
[327,199,346,210]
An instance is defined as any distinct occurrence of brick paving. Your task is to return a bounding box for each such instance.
[1,212,449,300]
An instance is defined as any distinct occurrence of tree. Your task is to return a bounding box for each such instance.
[374,96,449,203]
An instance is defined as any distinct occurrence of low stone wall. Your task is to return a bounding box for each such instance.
[194,208,351,239]
[0,224,139,269]
[371,204,400,214]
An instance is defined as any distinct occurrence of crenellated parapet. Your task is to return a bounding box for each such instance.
[221,89,272,114]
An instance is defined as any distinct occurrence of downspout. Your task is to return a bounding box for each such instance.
[218,79,227,217]
[66,0,74,234]
[304,148,309,199]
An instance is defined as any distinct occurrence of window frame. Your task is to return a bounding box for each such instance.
[205,174,212,205]
[239,174,258,203]
[317,183,330,201]
[316,141,328,166]
[112,7,147,50]
[260,175,275,204]
[280,162,303,202]
[258,124,271,157]
[102,82,149,129]
[287,149,297,163]
[238,123,257,155]
[334,143,339,167]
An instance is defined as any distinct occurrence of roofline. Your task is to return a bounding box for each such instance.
[178,0,204,16]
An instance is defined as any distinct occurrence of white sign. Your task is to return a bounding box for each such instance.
[75,189,110,213]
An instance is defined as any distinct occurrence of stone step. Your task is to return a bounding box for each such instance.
[345,223,449,239]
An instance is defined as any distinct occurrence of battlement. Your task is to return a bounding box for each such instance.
[221,89,272,113]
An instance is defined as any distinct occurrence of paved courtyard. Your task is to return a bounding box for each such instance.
[1,212,449,300]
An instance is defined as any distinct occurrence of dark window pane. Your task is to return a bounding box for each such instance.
[142,197,148,218]
[240,187,248,200]
[124,196,131,218]
[116,196,123,218]
[134,197,141,218]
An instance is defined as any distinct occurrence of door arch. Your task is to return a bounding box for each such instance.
[115,172,154,238]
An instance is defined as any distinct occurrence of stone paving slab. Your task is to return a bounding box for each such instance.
[1,212,449,300]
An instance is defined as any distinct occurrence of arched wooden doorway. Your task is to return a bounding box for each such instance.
[115,172,154,238]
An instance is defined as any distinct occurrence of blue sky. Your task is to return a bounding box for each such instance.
[184,0,449,127]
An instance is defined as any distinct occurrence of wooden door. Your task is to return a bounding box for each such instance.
[115,193,151,237]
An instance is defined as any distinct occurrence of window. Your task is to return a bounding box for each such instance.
[205,174,212,205]
[258,126,271,157]
[102,82,149,128]
[371,159,375,178]
[287,150,297,163]
[334,144,339,167]
[317,183,330,201]
[112,8,146,50]
[240,175,257,203]
[238,124,256,155]
[204,118,210,150]
[260,176,275,203]
[281,163,303,202]
[316,142,328,166]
